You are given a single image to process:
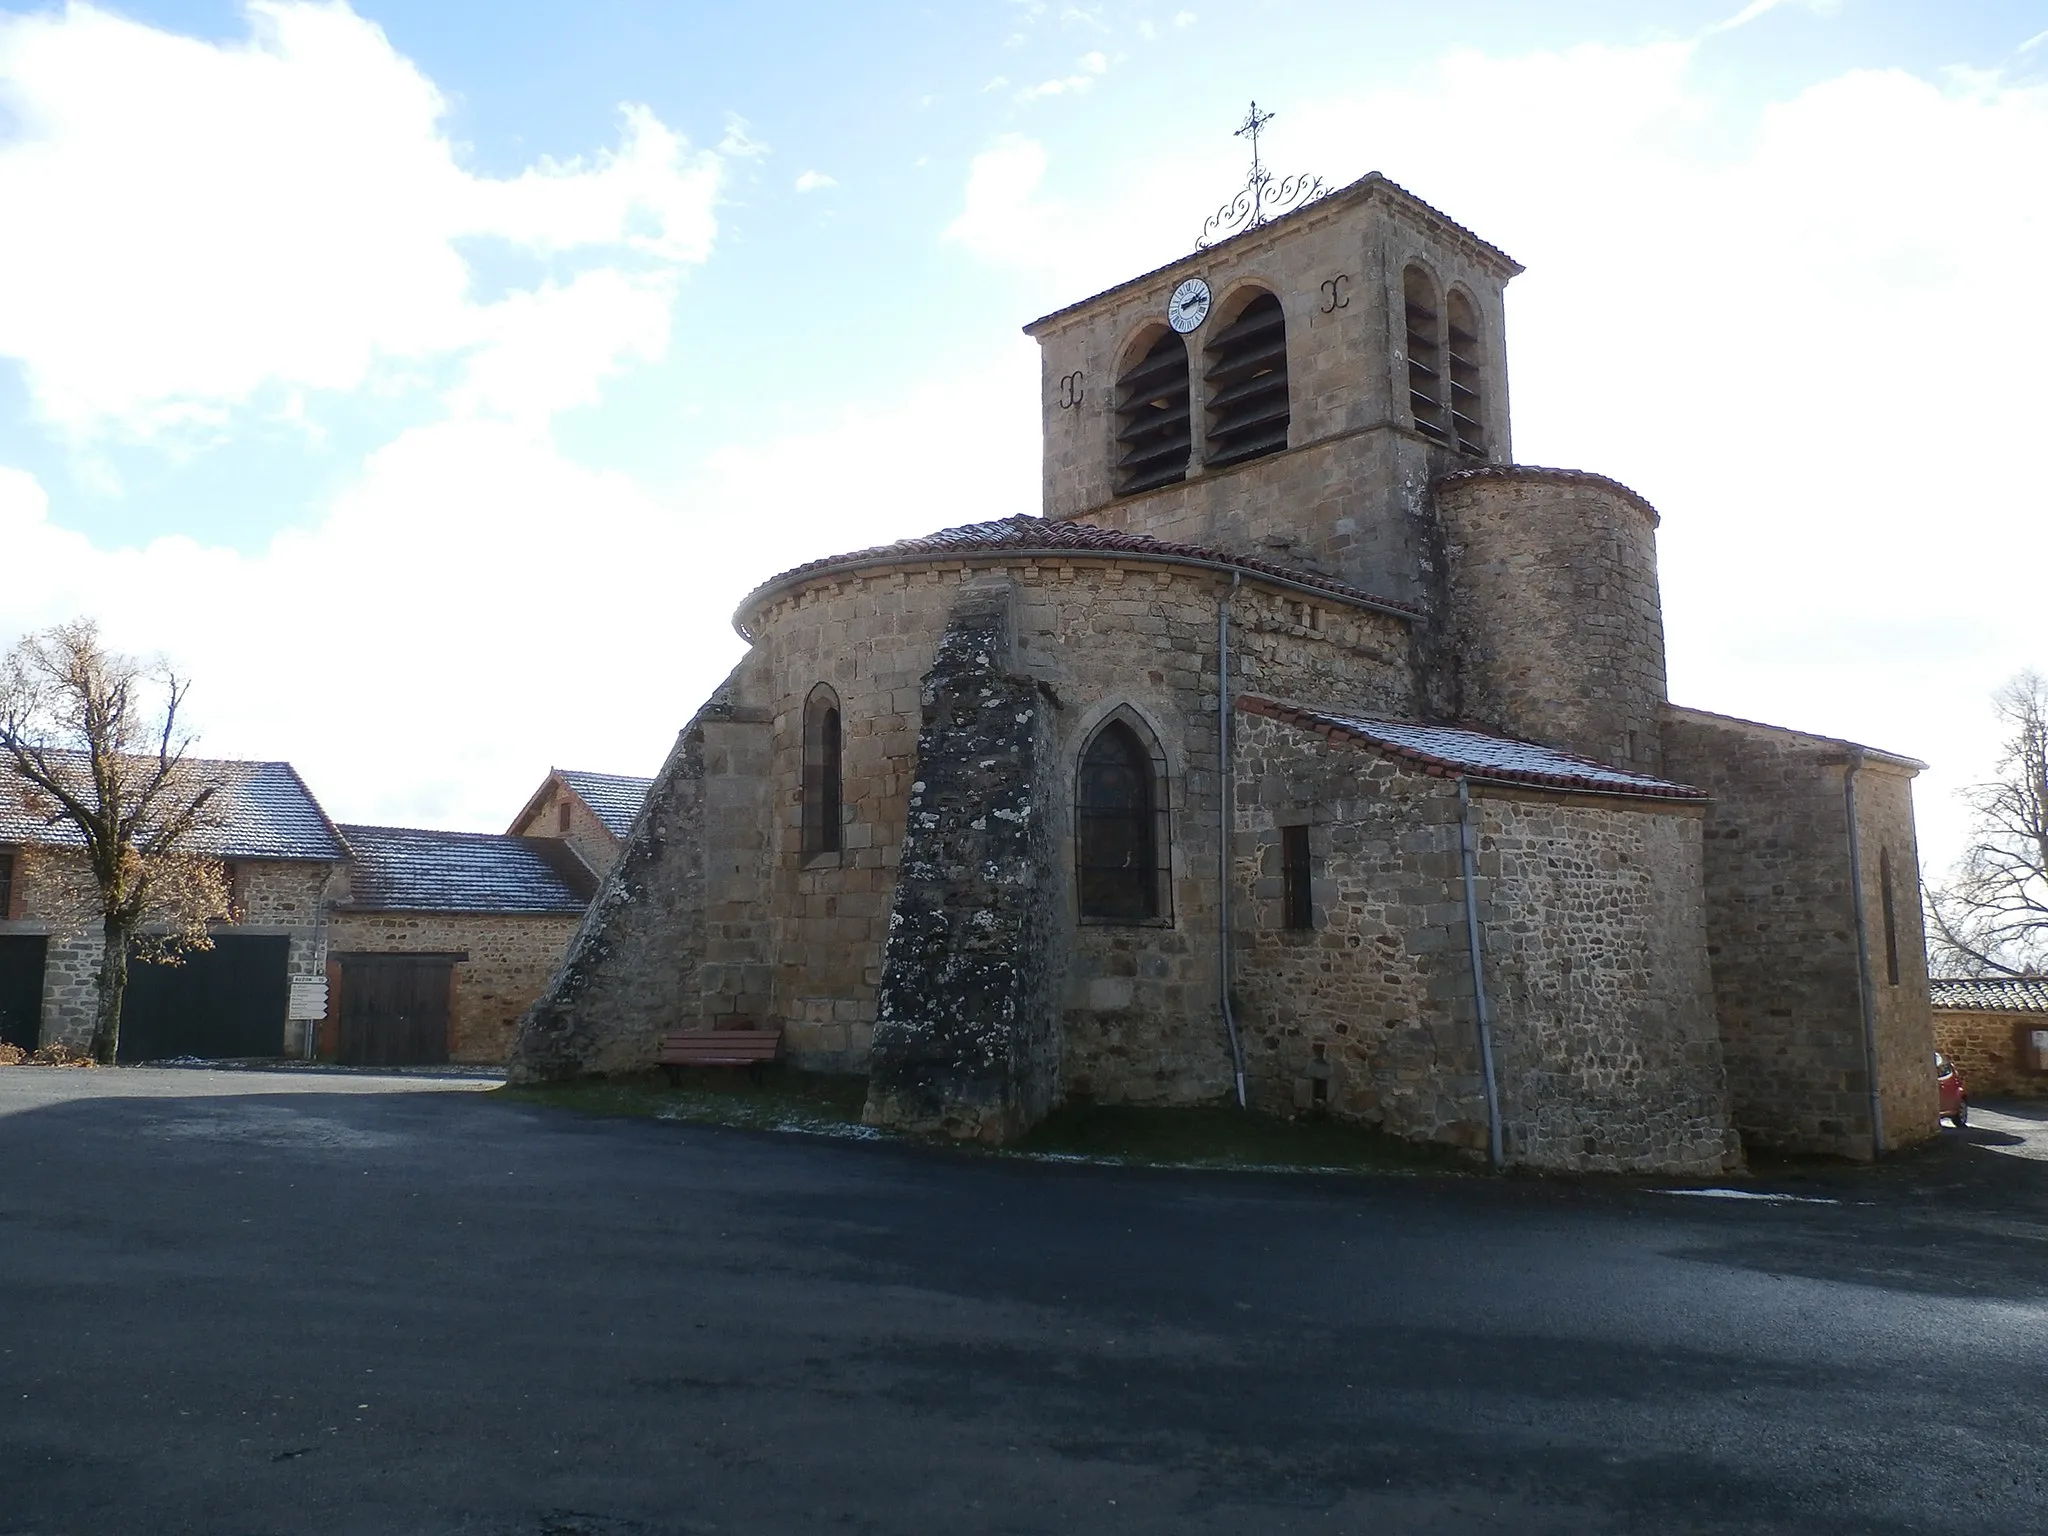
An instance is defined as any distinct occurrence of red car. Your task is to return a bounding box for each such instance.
[1937,1051,1968,1128]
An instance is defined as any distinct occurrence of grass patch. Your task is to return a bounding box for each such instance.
[496,1070,1471,1175]
[1015,1101,1473,1174]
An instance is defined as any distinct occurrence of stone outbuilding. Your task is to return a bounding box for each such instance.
[0,759,346,1060]
[507,768,655,879]
[1932,978,2048,1098]
[511,171,1939,1171]
[322,825,599,1066]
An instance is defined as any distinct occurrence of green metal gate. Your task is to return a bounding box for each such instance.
[119,934,290,1062]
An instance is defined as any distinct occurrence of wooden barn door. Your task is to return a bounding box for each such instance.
[335,955,453,1066]
[0,937,46,1051]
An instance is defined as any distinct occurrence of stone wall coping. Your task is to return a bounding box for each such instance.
[1664,703,1928,774]
[1433,464,1663,529]
[733,515,1420,641]
[1238,696,1711,803]
[1022,170,1523,337]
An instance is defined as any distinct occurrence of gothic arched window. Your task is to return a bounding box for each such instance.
[802,684,843,859]
[1203,289,1289,469]
[1403,265,1448,446]
[1076,718,1167,922]
[1114,329,1192,495]
[1446,288,1486,457]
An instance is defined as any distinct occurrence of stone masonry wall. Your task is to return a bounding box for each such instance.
[1662,707,1934,1157]
[328,910,581,1064]
[1233,708,1732,1174]
[1851,763,1939,1147]
[1433,470,1670,776]
[2,855,334,1054]
[1935,1009,2048,1098]
[508,669,773,1082]
[1030,182,1515,604]
[508,782,621,881]
[744,555,1411,1092]
[864,586,1059,1140]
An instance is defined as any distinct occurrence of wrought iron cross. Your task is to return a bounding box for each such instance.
[1235,100,1276,213]
[1197,100,1325,250]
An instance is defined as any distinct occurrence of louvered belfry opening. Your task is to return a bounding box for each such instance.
[1446,289,1485,457]
[1403,266,1449,446]
[1114,330,1192,495]
[1203,290,1289,469]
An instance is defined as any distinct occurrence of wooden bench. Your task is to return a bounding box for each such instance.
[657,1028,783,1087]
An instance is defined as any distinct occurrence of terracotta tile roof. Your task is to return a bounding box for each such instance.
[1930,977,2048,1014]
[735,515,1416,636]
[1435,465,1663,528]
[1238,698,1709,800]
[555,769,653,841]
[1022,171,1523,335]
[336,825,596,913]
[0,757,347,861]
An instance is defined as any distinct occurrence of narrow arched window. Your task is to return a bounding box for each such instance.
[1403,266,1448,446]
[802,685,843,858]
[1204,290,1289,468]
[1077,720,1163,922]
[1446,288,1485,457]
[1114,329,1191,495]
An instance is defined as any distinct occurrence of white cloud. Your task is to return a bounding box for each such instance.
[794,169,837,192]
[0,2,718,442]
[1016,49,1108,102]
[1705,0,1841,36]
[716,112,770,160]
[944,135,1058,257]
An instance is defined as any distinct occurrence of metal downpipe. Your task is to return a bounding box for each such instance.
[1218,572,1247,1109]
[1458,777,1504,1170]
[1843,749,1886,1159]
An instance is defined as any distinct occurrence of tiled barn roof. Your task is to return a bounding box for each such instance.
[556,769,653,840]
[1435,465,1663,528]
[1930,977,2048,1014]
[336,825,597,913]
[1238,698,1709,801]
[736,515,1417,635]
[0,757,347,861]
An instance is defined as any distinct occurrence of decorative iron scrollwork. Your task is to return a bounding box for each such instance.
[1058,371,1085,410]
[1195,101,1328,250]
[1319,274,1350,313]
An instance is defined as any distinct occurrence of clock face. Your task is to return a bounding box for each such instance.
[1168,277,1211,334]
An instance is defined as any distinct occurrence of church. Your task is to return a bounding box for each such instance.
[509,165,1938,1175]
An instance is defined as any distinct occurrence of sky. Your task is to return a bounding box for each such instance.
[0,0,2043,882]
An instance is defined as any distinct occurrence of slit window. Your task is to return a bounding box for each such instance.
[1204,291,1289,469]
[1114,330,1191,495]
[802,685,844,858]
[1403,266,1449,446]
[1281,824,1313,931]
[1880,847,1901,987]
[1077,721,1162,922]
[1446,289,1486,457]
[0,849,13,919]
[556,800,572,835]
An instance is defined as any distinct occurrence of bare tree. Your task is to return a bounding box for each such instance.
[1928,669,2048,978]
[0,620,230,1064]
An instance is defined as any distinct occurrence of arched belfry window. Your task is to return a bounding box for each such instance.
[1403,266,1449,446]
[802,684,843,858]
[1446,288,1485,457]
[1076,717,1169,923]
[1203,290,1289,469]
[1114,330,1192,495]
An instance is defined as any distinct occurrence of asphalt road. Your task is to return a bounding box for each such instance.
[2,1068,2045,1536]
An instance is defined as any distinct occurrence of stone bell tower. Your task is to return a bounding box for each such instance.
[1022,167,1522,608]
